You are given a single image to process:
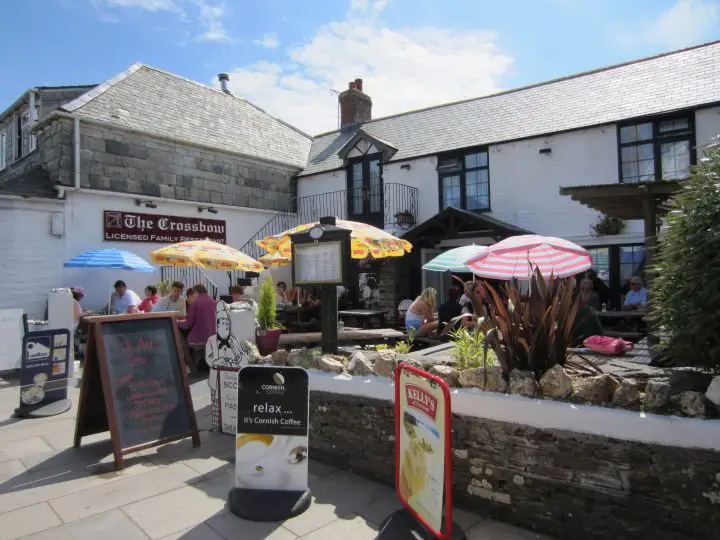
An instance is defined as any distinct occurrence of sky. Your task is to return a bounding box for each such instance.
[1,0,719,136]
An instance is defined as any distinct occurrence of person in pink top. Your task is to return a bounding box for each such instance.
[178,284,216,372]
[138,286,160,313]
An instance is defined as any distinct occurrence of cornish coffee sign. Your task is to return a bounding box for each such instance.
[234,366,310,492]
[104,210,226,244]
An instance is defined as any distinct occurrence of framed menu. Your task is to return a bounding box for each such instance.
[293,241,343,285]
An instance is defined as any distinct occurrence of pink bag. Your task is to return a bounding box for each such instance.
[583,335,634,356]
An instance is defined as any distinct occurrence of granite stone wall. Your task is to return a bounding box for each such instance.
[308,390,720,540]
[38,117,297,212]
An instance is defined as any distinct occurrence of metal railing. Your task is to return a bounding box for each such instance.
[240,183,418,261]
[159,266,220,299]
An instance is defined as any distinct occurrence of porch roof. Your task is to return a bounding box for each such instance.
[558,180,682,220]
[401,206,530,244]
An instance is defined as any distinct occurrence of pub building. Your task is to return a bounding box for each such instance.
[2,42,720,321]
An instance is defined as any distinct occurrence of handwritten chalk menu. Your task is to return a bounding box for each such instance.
[217,367,240,435]
[18,329,70,412]
[73,312,200,469]
[293,241,343,285]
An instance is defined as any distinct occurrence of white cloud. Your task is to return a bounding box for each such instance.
[104,0,178,10]
[194,0,231,43]
[253,33,280,49]
[615,0,719,49]
[222,3,513,135]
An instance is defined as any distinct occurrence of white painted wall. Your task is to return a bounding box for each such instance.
[60,191,277,311]
[696,106,720,150]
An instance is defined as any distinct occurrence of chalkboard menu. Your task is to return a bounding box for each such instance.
[74,312,200,469]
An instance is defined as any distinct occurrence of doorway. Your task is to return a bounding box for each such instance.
[421,249,452,306]
[347,154,384,228]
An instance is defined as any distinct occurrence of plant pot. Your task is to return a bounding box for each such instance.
[256,328,282,356]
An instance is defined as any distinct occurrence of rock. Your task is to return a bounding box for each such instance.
[459,366,507,392]
[509,370,538,398]
[679,391,707,417]
[373,350,398,378]
[271,349,288,366]
[644,380,671,409]
[429,365,460,387]
[668,370,713,395]
[317,355,345,373]
[612,380,641,407]
[287,348,314,369]
[348,351,374,376]
[574,374,620,404]
[539,364,573,398]
[706,376,720,407]
[240,340,264,364]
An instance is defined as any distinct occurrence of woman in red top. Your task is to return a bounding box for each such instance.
[138,285,160,312]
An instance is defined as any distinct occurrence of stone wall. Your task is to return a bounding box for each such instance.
[38,117,297,212]
[309,390,720,540]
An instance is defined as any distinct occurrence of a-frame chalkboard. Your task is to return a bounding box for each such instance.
[74,312,200,469]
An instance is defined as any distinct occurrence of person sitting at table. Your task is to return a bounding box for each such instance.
[459,280,489,330]
[231,285,245,302]
[110,280,141,314]
[285,285,299,305]
[276,281,289,306]
[623,276,648,311]
[71,286,85,325]
[153,281,186,316]
[138,285,160,313]
[578,278,600,310]
[437,286,463,335]
[585,270,610,308]
[301,287,321,308]
[405,287,438,337]
[178,284,216,372]
[362,277,380,310]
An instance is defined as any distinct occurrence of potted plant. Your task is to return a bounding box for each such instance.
[256,276,282,355]
[591,214,626,237]
[395,210,415,228]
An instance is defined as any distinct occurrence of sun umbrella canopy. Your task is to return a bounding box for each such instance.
[64,249,156,273]
[150,240,264,272]
[464,234,591,279]
[256,218,412,260]
[422,245,489,272]
[258,252,291,267]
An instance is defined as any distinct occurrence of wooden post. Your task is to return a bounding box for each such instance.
[642,187,659,350]
[320,285,338,354]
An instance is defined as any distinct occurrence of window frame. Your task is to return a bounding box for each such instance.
[437,147,491,212]
[345,152,384,221]
[0,131,6,171]
[617,112,696,184]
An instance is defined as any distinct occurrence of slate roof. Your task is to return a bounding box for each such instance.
[300,40,720,177]
[61,64,312,169]
[0,167,56,199]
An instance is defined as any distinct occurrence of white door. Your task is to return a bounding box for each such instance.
[421,249,451,306]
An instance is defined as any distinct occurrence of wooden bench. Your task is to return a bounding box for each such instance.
[279,328,404,349]
[603,330,644,341]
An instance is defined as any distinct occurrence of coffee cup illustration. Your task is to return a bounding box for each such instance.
[235,434,307,490]
[21,372,49,406]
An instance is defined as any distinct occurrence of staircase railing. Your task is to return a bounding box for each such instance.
[160,266,221,299]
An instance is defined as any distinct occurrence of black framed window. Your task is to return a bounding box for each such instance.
[618,115,694,183]
[438,149,490,211]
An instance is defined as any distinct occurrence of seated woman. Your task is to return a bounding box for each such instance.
[405,288,439,337]
[578,278,600,310]
[138,285,159,313]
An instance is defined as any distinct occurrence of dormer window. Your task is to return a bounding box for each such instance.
[438,148,490,211]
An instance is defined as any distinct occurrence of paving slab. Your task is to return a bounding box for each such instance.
[204,512,299,540]
[19,508,150,540]
[300,513,378,540]
[0,502,62,539]
[158,522,226,540]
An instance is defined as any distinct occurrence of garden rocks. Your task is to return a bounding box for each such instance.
[317,355,345,373]
[539,365,573,398]
[706,376,720,408]
[240,340,264,364]
[668,370,713,395]
[348,351,374,376]
[459,366,507,392]
[678,391,708,417]
[373,349,398,378]
[287,348,314,369]
[271,349,288,366]
[574,374,620,404]
[509,370,538,398]
[612,380,641,407]
[429,365,460,387]
[644,380,671,409]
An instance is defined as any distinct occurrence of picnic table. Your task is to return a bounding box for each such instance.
[338,309,386,329]
[596,310,647,340]
[279,327,403,349]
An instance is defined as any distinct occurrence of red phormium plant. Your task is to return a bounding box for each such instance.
[457,268,580,379]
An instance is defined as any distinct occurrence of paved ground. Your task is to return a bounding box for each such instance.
[0,372,550,539]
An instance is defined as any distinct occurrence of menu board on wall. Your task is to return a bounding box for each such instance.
[293,241,343,285]
[73,312,200,469]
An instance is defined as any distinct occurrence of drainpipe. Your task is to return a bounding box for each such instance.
[73,116,80,189]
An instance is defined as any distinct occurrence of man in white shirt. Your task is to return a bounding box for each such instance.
[153,281,187,316]
[623,276,648,311]
[110,280,141,314]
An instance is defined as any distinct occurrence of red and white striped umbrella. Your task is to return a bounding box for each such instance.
[464,235,591,280]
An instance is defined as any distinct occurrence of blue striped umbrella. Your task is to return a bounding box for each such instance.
[422,245,489,272]
[64,249,156,273]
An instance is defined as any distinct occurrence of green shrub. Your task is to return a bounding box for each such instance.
[650,140,720,372]
[257,276,281,330]
[449,327,496,369]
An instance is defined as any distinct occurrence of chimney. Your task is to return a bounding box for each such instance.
[218,73,231,95]
[339,78,372,130]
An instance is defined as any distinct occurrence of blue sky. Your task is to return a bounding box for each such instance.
[1,0,718,134]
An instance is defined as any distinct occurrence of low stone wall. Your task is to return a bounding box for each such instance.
[307,379,720,540]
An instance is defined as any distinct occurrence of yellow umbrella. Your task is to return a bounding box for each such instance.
[256,218,412,260]
[258,251,291,267]
[150,239,264,272]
